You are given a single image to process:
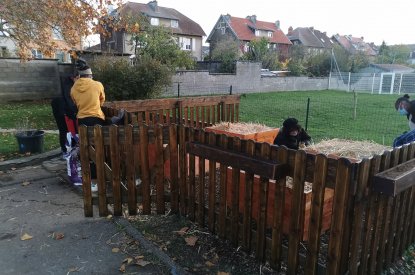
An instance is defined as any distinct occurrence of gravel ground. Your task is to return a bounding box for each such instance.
[382,244,415,274]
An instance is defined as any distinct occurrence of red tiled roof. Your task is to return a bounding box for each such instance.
[229,16,291,45]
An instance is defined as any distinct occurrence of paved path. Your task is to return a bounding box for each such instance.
[0,157,177,274]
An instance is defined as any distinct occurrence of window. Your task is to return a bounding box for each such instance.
[268,31,273,38]
[255,30,260,36]
[55,51,64,63]
[179,37,192,50]
[221,27,226,34]
[171,20,178,28]
[52,27,64,40]
[150,17,159,26]
[31,49,43,59]
[0,47,6,57]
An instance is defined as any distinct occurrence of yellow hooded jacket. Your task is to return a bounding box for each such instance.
[70,78,105,120]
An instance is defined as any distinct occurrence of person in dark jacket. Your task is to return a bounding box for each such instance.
[273,117,312,150]
[395,94,415,130]
[51,73,78,158]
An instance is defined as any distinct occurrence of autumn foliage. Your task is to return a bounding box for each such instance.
[0,0,122,59]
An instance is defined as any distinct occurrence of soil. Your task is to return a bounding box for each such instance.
[127,214,287,275]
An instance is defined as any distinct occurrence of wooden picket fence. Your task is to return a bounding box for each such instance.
[77,96,415,274]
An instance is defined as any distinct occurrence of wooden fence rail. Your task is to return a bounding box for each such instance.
[77,96,415,274]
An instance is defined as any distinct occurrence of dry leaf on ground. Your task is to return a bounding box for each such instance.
[119,263,126,272]
[21,181,30,186]
[205,261,215,267]
[185,236,198,246]
[135,255,144,260]
[53,232,64,240]
[137,259,151,267]
[217,272,230,275]
[106,215,112,219]
[20,233,33,241]
[123,258,133,264]
[112,247,120,253]
[11,167,16,171]
[176,227,189,236]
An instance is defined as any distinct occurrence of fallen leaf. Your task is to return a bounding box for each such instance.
[205,261,215,267]
[21,181,31,186]
[217,272,230,275]
[185,236,198,246]
[123,257,133,264]
[135,255,144,260]
[137,259,151,267]
[106,215,113,219]
[0,158,4,162]
[119,263,126,273]
[67,267,79,273]
[20,233,33,241]
[54,232,64,240]
[11,167,16,171]
[176,227,189,235]
[112,247,120,253]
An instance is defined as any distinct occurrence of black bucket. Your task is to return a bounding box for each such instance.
[15,130,45,154]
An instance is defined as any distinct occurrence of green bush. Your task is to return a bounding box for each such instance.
[91,56,172,100]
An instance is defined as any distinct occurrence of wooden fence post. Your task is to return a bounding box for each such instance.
[109,125,122,216]
[94,125,108,217]
[79,126,93,217]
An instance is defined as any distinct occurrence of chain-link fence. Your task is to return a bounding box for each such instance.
[160,82,233,98]
[237,91,409,146]
[330,72,415,94]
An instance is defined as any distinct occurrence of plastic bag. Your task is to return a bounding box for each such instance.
[65,132,82,186]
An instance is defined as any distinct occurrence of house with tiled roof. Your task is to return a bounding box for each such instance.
[100,1,206,60]
[287,26,333,54]
[206,14,292,59]
[332,34,377,57]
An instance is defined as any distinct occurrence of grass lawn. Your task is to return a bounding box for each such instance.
[0,132,59,160]
[239,90,407,145]
[0,91,409,160]
[0,100,59,160]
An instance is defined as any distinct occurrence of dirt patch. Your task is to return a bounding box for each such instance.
[127,214,287,275]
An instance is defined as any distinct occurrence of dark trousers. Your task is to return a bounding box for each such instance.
[51,98,68,153]
[78,117,106,127]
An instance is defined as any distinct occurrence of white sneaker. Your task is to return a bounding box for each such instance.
[91,183,98,192]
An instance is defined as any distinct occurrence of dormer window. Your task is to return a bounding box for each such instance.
[171,20,178,28]
[267,31,273,38]
[255,30,260,36]
[150,17,159,26]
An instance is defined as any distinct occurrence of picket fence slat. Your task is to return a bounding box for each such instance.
[208,132,217,233]
[305,154,328,275]
[169,124,179,213]
[79,126,93,217]
[218,134,228,239]
[270,146,288,270]
[94,126,108,217]
[109,125,122,216]
[287,150,307,275]
[242,140,255,251]
[155,125,165,214]
[327,158,352,275]
[188,127,196,220]
[197,129,206,226]
[139,124,151,214]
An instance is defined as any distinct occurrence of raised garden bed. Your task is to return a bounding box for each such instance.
[205,122,279,144]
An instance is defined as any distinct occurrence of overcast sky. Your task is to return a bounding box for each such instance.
[129,0,414,46]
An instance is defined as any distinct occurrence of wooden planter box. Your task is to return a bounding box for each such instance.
[226,169,334,241]
[205,125,279,144]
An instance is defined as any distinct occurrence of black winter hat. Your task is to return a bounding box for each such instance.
[283,118,300,131]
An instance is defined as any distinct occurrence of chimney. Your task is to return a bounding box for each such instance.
[275,20,280,29]
[247,15,256,24]
[148,1,158,12]
[288,26,293,36]
[224,14,231,21]
[309,26,314,32]
[361,36,364,41]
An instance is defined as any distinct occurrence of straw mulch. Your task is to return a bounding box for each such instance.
[306,138,391,160]
[209,122,273,134]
